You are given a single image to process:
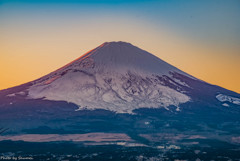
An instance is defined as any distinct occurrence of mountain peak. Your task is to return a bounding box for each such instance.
[54,41,189,77]
[101,41,133,46]
[83,41,186,76]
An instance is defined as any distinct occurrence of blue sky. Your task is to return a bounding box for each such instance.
[1,0,239,51]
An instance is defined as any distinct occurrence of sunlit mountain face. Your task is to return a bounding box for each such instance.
[0,42,240,160]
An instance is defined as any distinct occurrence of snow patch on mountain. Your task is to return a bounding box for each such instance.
[222,103,229,107]
[216,94,240,105]
[7,93,15,97]
[7,91,26,97]
[172,78,190,87]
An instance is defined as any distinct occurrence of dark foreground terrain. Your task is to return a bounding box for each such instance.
[1,104,240,161]
[0,137,240,161]
[0,80,240,160]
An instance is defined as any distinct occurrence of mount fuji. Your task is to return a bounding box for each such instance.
[28,41,192,113]
[2,41,240,114]
[0,41,240,160]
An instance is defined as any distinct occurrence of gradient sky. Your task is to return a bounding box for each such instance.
[0,0,240,93]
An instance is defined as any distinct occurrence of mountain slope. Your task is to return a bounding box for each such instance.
[27,41,193,113]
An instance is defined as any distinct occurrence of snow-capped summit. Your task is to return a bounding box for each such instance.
[84,41,182,75]
[48,41,190,76]
[26,41,194,113]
